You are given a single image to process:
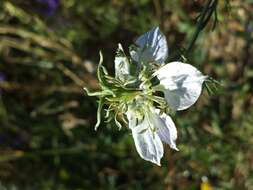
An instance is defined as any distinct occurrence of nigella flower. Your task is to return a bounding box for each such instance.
[84,27,208,166]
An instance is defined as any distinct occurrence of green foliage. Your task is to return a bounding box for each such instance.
[0,0,252,189]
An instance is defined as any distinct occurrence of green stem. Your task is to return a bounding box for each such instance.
[186,0,217,54]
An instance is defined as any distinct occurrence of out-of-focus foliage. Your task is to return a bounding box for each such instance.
[0,0,253,189]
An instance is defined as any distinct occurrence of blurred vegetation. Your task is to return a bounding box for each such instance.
[0,0,253,189]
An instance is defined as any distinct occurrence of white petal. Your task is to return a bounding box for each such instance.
[157,113,178,150]
[131,119,164,166]
[126,105,140,130]
[126,107,163,166]
[114,44,130,82]
[131,27,168,64]
[156,62,207,110]
[149,109,178,150]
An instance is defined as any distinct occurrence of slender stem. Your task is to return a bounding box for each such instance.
[186,0,217,54]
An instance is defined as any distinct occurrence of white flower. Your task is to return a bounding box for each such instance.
[89,27,208,166]
[130,27,168,64]
[126,105,178,166]
[154,62,207,110]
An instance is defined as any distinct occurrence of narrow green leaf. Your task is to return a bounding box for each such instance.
[83,87,112,97]
[95,98,104,131]
[97,51,110,87]
[114,114,123,130]
[204,81,214,95]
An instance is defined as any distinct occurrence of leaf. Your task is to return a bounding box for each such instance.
[95,97,105,130]
[97,51,109,88]
[114,113,123,130]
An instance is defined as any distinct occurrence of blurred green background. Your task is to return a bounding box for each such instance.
[0,0,253,189]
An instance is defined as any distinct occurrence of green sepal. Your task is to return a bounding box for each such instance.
[97,51,118,97]
[83,87,112,97]
[204,82,214,95]
[204,76,221,95]
[114,113,123,130]
[104,104,114,123]
[95,97,105,131]
[206,77,221,85]
[97,51,109,88]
